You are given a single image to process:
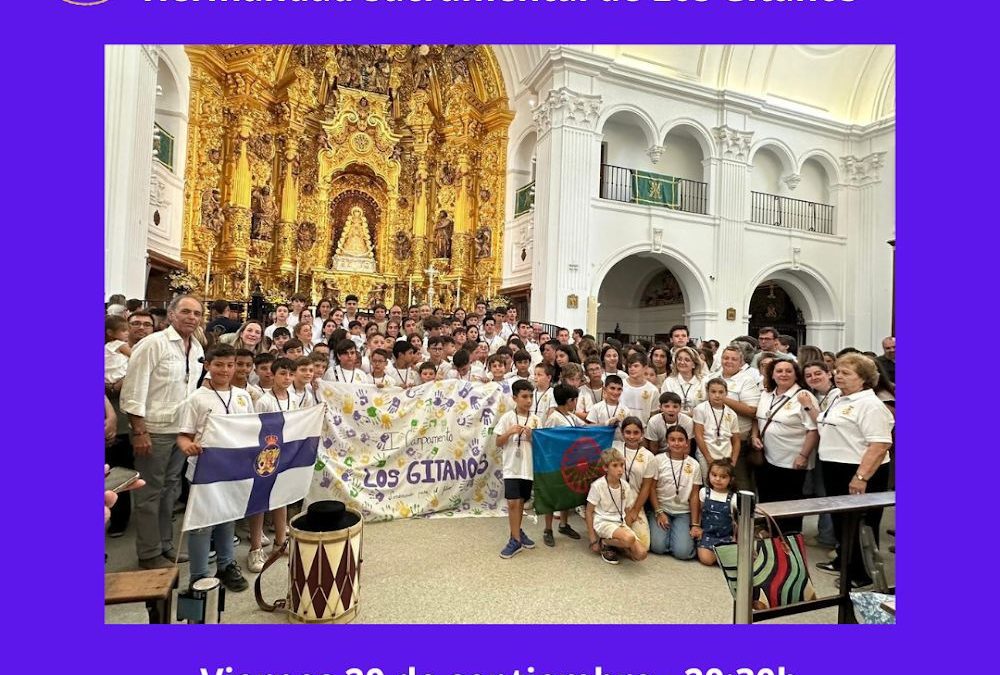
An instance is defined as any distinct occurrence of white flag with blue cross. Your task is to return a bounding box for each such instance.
[181,405,325,532]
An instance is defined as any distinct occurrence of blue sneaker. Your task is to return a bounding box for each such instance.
[519,530,535,549]
[499,537,523,559]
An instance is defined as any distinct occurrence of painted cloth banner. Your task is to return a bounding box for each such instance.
[183,406,325,531]
[309,380,514,521]
[531,426,616,515]
[632,169,679,207]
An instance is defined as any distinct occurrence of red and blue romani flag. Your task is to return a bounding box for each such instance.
[531,426,616,514]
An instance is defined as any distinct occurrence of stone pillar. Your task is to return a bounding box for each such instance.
[531,87,602,328]
[710,125,755,343]
[837,152,887,350]
[105,45,158,300]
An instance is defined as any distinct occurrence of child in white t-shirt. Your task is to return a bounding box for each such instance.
[692,378,741,481]
[615,416,655,550]
[577,358,605,418]
[494,379,540,559]
[104,315,131,385]
[648,425,702,560]
[695,459,737,566]
[621,354,660,421]
[540,384,584,547]
[586,375,635,442]
[586,448,648,565]
[176,344,254,591]
[645,392,694,454]
[531,363,556,420]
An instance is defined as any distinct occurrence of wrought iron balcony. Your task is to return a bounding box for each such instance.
[599,164,708,215]
[751,191,834,235]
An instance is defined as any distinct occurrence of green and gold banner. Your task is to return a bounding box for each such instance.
[632,170,679,207]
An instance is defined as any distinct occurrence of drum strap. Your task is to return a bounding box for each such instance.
[254,539,292,614]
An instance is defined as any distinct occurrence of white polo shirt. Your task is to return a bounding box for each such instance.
[661,374,707,414]
[817,388,894,465]
[653,454,702,515]
[120,325,204,434]
[586,400,637,442]
[755,387,818,469]
[721,365,762,435]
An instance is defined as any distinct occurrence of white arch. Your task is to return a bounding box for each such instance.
[748,138,797,176]
[154,47,188,117]
[597,104,659,148]
[659,117,717,160]
[796,149,841,186]
[508,126,537,170]
[743,261,840,325]
[591,242,713,313]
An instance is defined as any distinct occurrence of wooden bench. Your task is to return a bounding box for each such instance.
[105,568,180,624]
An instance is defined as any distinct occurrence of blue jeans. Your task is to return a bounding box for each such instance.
[648,510,695,559]
[188,521,236,582]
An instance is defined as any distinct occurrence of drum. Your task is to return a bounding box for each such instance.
[255,501,364,624]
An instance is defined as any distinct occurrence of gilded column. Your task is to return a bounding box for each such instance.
[275,135,299,273]
[313,186,331,272]
[451,151,473,276]
[407,91,434,281]
[222,113,253,258]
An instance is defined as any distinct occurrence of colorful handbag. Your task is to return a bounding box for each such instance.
[713,508,817,609]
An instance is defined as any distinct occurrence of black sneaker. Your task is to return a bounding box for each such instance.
[558,523,581,540]
[215,561,249,592]
[817,560,840,574]
[600,545,620,565]
[543,529,555,547]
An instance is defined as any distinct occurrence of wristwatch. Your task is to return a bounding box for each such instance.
[855,473,868,482]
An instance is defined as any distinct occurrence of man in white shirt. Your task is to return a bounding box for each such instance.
[286,293,309,329]
[481,317,505,355]
[120,295,205,569]
[264,304,292,339]
[498,306,518,341]
[341,294,360,329]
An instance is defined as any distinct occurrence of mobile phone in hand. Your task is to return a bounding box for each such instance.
[105,467,141,493]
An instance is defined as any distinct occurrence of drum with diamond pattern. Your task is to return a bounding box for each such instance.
[286,508,364,623]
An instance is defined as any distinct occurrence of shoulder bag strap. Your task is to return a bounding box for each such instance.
[254,538,291,614]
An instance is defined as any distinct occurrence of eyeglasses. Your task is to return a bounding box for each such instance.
[129,321,154,328]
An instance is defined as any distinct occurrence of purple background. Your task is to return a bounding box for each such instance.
[6,0,993,672]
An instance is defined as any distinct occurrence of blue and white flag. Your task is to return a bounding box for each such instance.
[182,405,325,531]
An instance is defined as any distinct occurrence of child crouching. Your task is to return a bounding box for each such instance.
[586,448,649,564]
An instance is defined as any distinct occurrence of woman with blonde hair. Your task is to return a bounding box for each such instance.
[660,346,707,416]
[232,320,269,356]
[814,353,894,588]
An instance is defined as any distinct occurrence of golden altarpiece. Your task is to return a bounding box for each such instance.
[181,45,512,309]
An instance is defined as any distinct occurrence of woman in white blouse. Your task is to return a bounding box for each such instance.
[750,359,817,533]
[815,353,894,586]
[660,346,707,416]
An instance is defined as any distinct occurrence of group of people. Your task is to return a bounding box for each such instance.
[105,292,895,592]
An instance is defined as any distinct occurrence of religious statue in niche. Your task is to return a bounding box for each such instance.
[639,270,685,307]
[394,230,413,261]
[433,210,454,259]
[296,221,317,253]
[438,162,456,186]
[475,225,492,259]
[321,279,341,306]
[368,283,389,307]
[332,206,377,273]
[251,186,277,241]
[409,45,433,91]
[200,188,224,234]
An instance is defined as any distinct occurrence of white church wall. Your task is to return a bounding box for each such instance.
[148,46,190,265]
[751,149,784,194]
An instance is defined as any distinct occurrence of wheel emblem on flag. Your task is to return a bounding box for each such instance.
[256,434,281,477]
[560,436,604,493]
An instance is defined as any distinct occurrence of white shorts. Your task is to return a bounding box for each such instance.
[595,518,632,541]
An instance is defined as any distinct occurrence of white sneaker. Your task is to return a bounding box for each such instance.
[261,533,270,547]
[247,548,267,573]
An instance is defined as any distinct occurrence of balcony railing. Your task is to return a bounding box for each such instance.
[599,164,708,215]
[514,181,535,217]
[751,191,834,235]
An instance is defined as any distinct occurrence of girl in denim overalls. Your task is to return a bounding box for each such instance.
[693,459,737,566]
